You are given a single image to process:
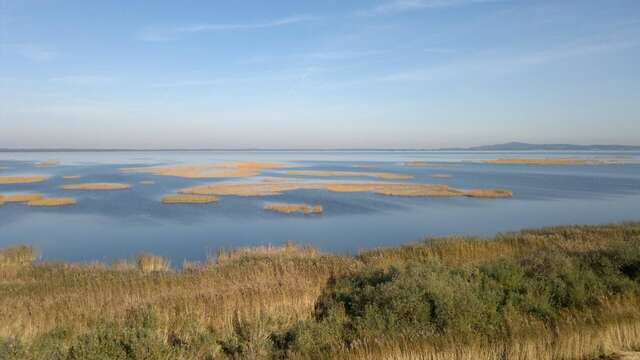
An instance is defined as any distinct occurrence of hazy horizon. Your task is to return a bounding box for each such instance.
[1,0,639,148]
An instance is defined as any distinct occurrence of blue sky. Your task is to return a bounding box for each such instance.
[1,0,639,148]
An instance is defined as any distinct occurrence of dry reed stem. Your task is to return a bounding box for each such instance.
[27,198,76,207]
[61,182,130,190]
[286,170,413,180]
[161,194,219,204]
[179,182,512,198]
[121,162,291,179]
[485,158,610,165]
[264,203,323,215]
[0,176,48,184]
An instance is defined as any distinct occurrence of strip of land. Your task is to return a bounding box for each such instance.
[34,160,59,168]
[286,170,413,180]
[0,193,44,203]
[264,202,323,215]
[61,183,130,190]
[62,175,81,179]
[485,158,611,165]
[122,162,291,178]
[161,194,219,204]
[0,176,48,185]
[27,198,76,207]
[179,182,512,198]
[1,223,640,359]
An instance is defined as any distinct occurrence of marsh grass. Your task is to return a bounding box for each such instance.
[264,203,323,215]
[286,170,413,180]
[136,254,170,273]
[27,198,76,207]
[122,162,292,179]
[62,175,81,179]
[431,174,453,179]
[2,223,640,359]
[61,183,130,190]
[0,176,48,185]
[34,160,60,168]
[0,193,44,203]
[0,246,36,267]
[161,194,218,204]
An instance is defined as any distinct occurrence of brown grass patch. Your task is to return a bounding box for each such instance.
[161,194,219,204]
[0,246,36,267]
[264,203,323,215]
[34,160,59,168]
[136,254,170,273]
[61,182,130,190]
[122,161,291,179]
[1,193,44,203]
[179,182,512,199]
[485,158,609,165]
[27,197,76,207]
[62,175,82,179]
[0,176,48,185]
[286,170,413,180]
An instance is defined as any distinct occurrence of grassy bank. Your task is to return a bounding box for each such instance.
[1,223,640,359]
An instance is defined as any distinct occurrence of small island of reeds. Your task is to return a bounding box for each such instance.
[0,176,48,185]
[61,183,130,190]
[286,170,413,180]
[264,202,323,215]
[2,222,640,359]
[27,197,76,207]
[161,194,219,204]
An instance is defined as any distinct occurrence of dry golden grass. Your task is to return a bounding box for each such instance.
[136,254,170,273]
[0,176,48,184]
[0,243,357,342]
[34,160,60,168]
[286,170,413,180]
[62,175,82,179]
[179,182,512,199]
[122,161,291,179]
[27,197,76,207]
[61,182,130,190]
[0,245,36,267]
[485,158,609,165]
[161,194,219,204]
[264,203,323,215]
[431,174,453,179]
[0,193,44,203]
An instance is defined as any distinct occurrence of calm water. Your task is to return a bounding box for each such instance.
[1,150,639,265]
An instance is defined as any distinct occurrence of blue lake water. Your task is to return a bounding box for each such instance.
[1,150,639,265]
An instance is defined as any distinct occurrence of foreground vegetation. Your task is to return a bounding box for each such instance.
[2,223,640,359]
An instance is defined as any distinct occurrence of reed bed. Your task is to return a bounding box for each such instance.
[61,182,130,190]
[161,194,219,204]
[0,193,44,203]
[121,162,291,179]
[179,182,512,199]
[2,223,640,359]
[62,175,81,179]
[286,170,413,180]
[34,160,60,168]
[0,176,48,185]
[485,159,609,166]
[27,198,76,207]
[264,203,323,215]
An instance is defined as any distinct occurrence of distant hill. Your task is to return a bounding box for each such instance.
[445,142,640,151]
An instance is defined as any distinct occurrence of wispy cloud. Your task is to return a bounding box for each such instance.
[49,75,116,86]
[358,0,500,16]
[1,43,57,62]
[137,15,314,42]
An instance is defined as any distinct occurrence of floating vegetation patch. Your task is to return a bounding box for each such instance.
[432,174,453,179]
[1,193,44,203]
[485,158,611,165]
[286,170,413,180]
[161,194,219,204]
[28,197,76,207]
[34,160,60,168]
[264,203,323,215]
[180,182,512,199]
[62,175,82,179]
[122,161,292,179]
[61,183,130,190]
[0,176,48,185]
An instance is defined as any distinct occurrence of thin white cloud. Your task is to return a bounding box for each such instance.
[49,75,116,86]
[137,15,313,42]
[358,0,500,16]
[1,43,57,62]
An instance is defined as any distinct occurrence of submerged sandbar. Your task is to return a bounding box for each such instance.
[0,176,48,185]
[61,183,130,190]
[286,170,413,180]
[122,161,290,179]
[264,203,323,215]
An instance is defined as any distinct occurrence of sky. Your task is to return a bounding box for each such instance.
[0,0,639,149]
